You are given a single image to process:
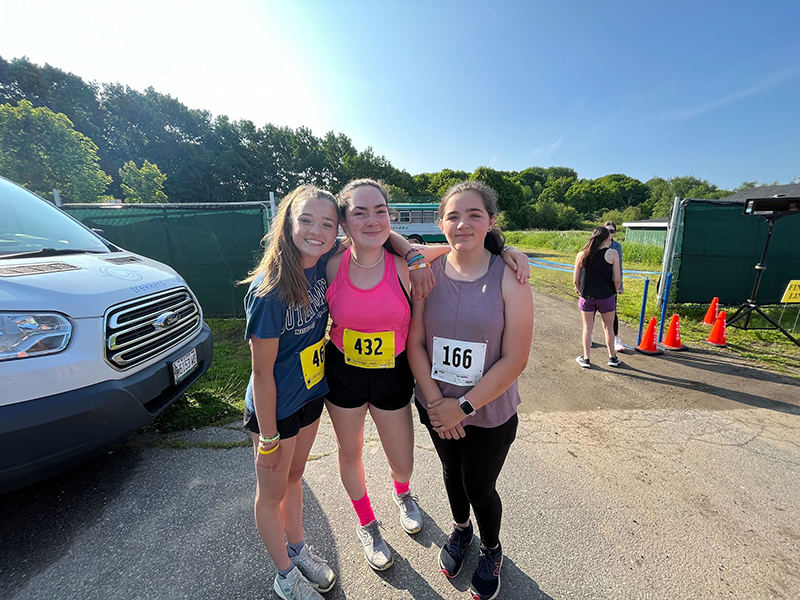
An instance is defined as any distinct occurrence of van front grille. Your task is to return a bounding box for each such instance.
[105,287,201,369]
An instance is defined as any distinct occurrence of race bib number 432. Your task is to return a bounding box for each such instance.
[431,336,487,386]
[299,338,326,389]
[343,329,395,369]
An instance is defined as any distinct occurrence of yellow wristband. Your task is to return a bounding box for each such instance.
[257,442,280,455]
[409,262,429,271]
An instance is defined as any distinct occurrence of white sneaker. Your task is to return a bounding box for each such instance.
[392,489,422,534]
[614,336,625,353]
[290,544,336,593]
[356,520,393,570]
[273,567,324,600]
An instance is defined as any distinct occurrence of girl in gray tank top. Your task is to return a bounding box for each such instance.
[414,254,520,428]
[407,181,534,600]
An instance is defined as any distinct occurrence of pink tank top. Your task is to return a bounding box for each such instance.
[327,248,411,355]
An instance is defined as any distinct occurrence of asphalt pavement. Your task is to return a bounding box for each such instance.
[2,289,799,600]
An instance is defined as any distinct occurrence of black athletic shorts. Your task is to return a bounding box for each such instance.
[243,396,324,440]
[324,341,414,411]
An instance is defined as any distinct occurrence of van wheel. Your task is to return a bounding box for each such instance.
[408,235,425,245]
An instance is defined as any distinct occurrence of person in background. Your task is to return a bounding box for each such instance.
[573,226,622,368]
[604,221,625,354]
[407,180,534,600]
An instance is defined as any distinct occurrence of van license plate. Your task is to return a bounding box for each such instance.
[172,348,198,384]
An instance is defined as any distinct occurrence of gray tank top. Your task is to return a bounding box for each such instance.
[415,254,521,428]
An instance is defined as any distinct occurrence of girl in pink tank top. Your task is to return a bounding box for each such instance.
[323,179,451,571]
[327,246,410,354]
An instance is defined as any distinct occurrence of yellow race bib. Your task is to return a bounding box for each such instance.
[299,338,326,389]
[343,329,395,369]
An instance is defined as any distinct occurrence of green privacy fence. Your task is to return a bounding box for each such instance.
[672,199,800,305]
[61,203,272,317]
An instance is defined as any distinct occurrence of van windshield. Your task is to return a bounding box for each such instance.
[0,178,110,258]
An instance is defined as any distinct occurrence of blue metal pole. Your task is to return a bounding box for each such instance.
[638,277,650,346]
[658,273,673,342]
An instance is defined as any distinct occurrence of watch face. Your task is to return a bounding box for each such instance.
[460,400,475,415]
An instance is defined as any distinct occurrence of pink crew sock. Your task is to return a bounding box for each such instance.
[352,492,376,526]
[393,480,410,496]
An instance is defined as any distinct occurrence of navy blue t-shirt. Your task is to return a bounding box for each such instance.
[244,245,337,420]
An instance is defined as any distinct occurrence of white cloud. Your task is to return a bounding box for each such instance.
[663,67,800,122]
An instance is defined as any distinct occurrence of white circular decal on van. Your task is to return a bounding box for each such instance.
[99,266,143,281]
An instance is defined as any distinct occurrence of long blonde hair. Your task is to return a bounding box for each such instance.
[241,185,337,306]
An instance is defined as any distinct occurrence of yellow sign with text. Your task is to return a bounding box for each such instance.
[781,280,800,304]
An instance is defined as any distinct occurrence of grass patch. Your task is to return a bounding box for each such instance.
[506,230,664,265]
[510,231,800,377]
[147,318,251,433]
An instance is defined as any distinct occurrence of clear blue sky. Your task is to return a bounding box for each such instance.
[2,0,799,189]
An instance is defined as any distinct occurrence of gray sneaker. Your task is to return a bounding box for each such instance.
[356,520,393,570]
[290,544,336,593]
[392,490,422,534]
[273,567,324,600]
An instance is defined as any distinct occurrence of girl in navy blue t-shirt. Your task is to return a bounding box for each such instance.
[241,185,340,600]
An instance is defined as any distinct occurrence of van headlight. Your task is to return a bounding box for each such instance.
[0,313,72,361]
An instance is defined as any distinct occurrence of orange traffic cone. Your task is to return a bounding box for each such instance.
[702,297,719,325]
[704,311,727,347]
[636,317,664,355]
[661,314,688,351]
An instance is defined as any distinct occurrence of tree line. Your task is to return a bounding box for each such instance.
[0,55,768,229]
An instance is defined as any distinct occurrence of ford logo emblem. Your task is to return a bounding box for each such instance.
[154,312,181,329]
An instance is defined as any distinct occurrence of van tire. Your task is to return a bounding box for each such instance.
[407,235,425,244]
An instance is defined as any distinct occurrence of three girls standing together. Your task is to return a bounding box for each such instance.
[241,179,534,600]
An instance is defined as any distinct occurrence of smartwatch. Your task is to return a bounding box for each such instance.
[458,395,476,417]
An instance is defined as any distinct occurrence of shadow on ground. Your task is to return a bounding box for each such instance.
[0,449,143,598]
[612,361,800,414]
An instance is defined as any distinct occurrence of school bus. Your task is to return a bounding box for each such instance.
[389,203,445,244]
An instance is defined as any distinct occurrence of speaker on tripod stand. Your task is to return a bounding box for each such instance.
[726,196,800,348]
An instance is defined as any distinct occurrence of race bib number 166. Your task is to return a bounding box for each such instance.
[431,336,487,386]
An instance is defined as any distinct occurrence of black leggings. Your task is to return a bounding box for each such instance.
[418,402,518,548]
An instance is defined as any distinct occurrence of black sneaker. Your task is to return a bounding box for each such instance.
[439,522,473,578]
[575,356,591,368]
[607,355,621,368]
[470,543,503,600]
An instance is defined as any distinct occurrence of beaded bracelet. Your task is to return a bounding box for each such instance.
[258,441,280,456]
[403,247,419,260]
[409,262,429,271]
[259,432,280,445]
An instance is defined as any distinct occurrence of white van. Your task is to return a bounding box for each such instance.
[0,176,213,493]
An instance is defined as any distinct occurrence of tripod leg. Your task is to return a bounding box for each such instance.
[754,307,800,348]
[726,304,752,327]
